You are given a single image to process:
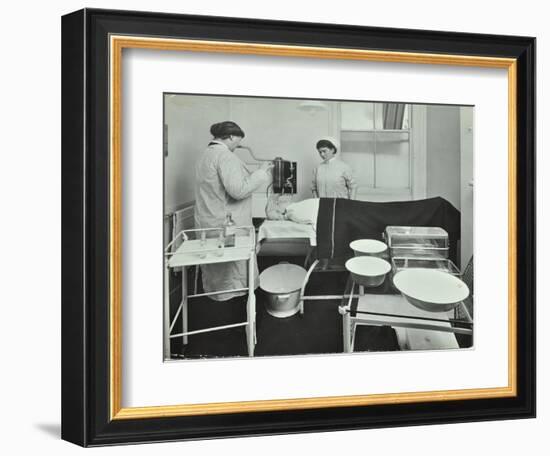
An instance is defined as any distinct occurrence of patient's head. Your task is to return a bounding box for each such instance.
[266,193,294,220]
[266,197,320,225]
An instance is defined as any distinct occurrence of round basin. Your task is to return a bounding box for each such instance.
[350,239,388,258]
[345,256,391,288]
[393,268,470,312]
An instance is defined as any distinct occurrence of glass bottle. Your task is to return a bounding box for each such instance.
[223,212,236,248]
[198,230,207,259]
[215,230,225,257]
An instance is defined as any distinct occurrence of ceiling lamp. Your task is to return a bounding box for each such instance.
[297,100,328,114]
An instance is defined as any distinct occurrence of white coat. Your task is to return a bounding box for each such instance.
[311,157,357,199]
[194,141,270,301]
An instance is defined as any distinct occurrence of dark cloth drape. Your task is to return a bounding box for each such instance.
[316,197,461,264]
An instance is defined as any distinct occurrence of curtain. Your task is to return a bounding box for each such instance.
[382,103,406,130]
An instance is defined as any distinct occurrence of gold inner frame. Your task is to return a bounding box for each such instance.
[109,35,517,420]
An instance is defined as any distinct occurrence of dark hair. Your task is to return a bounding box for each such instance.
[316,139,337,153]
[210,121,245,139]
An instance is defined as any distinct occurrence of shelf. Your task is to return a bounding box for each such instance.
[168,236,254,268]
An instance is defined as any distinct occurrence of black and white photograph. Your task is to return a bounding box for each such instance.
[1,0,544,451]
[163,94,474,360]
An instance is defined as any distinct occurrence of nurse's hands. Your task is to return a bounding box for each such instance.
[260,161,274,173]
[260,161,274,183]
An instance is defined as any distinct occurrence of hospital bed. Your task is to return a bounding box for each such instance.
[256,219,316,258]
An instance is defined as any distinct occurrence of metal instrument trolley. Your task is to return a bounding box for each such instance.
[339,275,473,353]
[164,226,257,359]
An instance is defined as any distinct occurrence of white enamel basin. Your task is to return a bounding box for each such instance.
[345,256,391,287]
[349,239,388,257]
[393,268,469,312]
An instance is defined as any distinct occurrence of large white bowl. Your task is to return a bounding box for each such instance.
[393,268,469,312]
[349,239,388,257]
[345,256,391,287]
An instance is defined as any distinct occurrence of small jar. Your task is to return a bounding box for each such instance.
[198,231,207,259]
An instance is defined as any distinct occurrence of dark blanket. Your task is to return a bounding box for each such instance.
[316,197,461,264]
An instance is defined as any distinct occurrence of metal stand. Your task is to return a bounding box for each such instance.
[164,226,257,359]
[338,275,473,353]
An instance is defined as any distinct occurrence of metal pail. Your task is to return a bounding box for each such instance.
[259,263,307,318]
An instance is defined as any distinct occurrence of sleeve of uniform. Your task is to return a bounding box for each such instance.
[343,163,357,193]
[217,151,270,200]
[341,163,357,199]
[311,166,318,196]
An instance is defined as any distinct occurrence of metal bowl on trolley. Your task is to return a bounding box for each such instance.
[345,256,391,287]
[349,239,388,258]
[392,268,469,312]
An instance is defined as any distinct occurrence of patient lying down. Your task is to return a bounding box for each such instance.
[266,195,320,227]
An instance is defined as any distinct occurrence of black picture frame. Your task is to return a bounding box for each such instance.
[61,8,536,447]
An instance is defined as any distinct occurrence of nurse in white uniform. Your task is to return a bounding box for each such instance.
[194,121,273,301]
[311,136,357,199]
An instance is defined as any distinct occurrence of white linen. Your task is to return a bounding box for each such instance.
[257,220,317,246]
[283,198,320,228]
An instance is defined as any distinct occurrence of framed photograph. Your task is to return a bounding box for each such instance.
[61,8,535,447]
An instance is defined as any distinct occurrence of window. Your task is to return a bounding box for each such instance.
[340,102,413,201]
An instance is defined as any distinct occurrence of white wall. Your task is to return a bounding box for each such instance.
[426,105,462,209]
[167,98,467,215]
[460,108,475,269]
[424,104,471,268]
[164,95,231,213]
[1,1,546,456]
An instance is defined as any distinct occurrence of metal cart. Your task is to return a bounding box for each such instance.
[338,275,473,353]
[164,226,257,359]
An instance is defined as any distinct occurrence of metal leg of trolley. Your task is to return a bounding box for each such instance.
[164,227,257,359]
[298,258,355,315]
[298,250,377,315]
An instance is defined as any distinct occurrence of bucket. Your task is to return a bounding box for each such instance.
[259,263,307,318]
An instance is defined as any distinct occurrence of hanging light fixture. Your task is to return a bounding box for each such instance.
[297,100,328,114]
